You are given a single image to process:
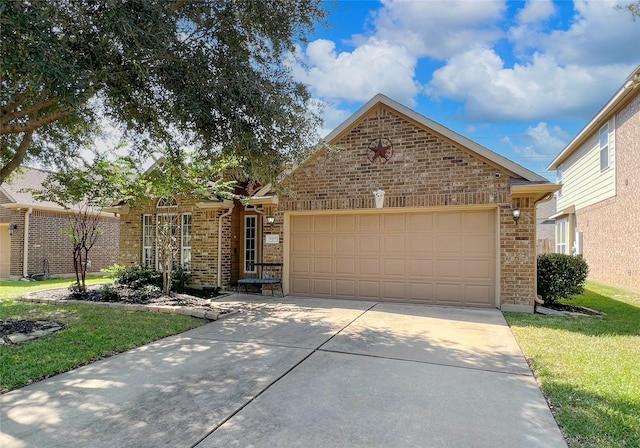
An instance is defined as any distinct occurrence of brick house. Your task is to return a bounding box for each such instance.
[115,94,557,312]
[547,65,640,289]
[0,167,120,279]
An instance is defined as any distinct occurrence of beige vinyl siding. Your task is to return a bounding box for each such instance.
[557,117,616,211]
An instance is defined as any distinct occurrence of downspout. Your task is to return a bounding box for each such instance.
[533,193,555,309]
[217,206,234,287]
[22,207,33,278]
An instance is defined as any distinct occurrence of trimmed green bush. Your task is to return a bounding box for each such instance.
[103,264,191,292]
[537,254,589,304]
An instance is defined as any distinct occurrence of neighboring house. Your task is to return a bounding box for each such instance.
[547,65,640,289]
[0,167,120,279]
[114,94,558,312]
[536,196,556,254]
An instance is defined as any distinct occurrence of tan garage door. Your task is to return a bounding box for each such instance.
[0,224,10,278]
[289,210,496,306]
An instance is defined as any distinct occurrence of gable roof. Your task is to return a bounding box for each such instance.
[0,167,64,211]
[548,65,640,170]
[321,93,550,183]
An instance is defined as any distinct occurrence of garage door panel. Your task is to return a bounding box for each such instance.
[464,259,493,280]
[313,235,332,252]
[383,282,406,299]
[336,215,356,232]
[435,283,463,304]
[335,258,356,275]
[408,213,433,232]
[383,214,405,231]
[435,236,461,255]
[383,235,405,252]
[289,211,495,307]
[359,235,380,252]
[465,285,492,305]
[384,258,405,276]
[408,259,433,277]
[408,282,434,301]
[359,280,380,298]
[335,279,355,296]
[406,236,432,254]
[313,257,332,274]
[313,216,333,232]
[312,278,333,296]
[291,235,311,252]
[335,235,356,253]
[291,278,311,295]
[291,257,310,273]
[359,258,380,275]
[359,215,380,231]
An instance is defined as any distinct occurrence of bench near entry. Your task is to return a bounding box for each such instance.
[237,262,283,296]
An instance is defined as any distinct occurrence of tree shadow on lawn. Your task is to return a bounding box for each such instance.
[544,381,640,448]
[507,288,640,337]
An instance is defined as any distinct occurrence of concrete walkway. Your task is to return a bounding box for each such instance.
[1,296,567,448]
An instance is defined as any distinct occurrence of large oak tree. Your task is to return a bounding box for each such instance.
[1,0,326,184]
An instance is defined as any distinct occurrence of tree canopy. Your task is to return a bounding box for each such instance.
[1,0,326,184]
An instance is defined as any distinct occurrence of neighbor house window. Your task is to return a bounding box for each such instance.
[244,215,257,273]
[181,213,192,271]
[556,165,563,198]
[599,124,609,171]
[556,217,568,254]
[142,214,153,267]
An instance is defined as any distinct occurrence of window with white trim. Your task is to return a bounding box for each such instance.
[142,214,153,267]
[599,124,609,171]
[181,213,192,271]
[157,196,178,208]
[244,215,257,273]
[156,213,178,270]
[556,217,568,255]
[556,165,563,198]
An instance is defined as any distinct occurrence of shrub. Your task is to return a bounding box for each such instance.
[171,266,191,291]
[68,282,85,297]
[103,264,162,289]
[537,254,589,304]
[131,285,162,303]
[99,284,120,302]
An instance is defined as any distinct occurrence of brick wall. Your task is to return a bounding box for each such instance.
[9,208,120,277]
[118,197,234,287]
[278,104,538,306]
[576,93,640,289]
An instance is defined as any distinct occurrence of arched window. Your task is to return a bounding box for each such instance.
[157,197,178,208]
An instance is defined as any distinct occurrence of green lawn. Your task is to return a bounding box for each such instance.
[505,281,640,448]
[0,277,206,392]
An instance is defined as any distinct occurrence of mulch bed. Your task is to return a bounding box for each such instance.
[541,302,605,316]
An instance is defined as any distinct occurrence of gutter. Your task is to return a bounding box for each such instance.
[22,207,33,277]
[217,205,234,287]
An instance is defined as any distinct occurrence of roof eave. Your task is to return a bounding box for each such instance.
[548,65,640,170]
[511,183,561,201]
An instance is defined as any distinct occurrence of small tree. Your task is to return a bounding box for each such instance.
[537,253,589,305]
[30,157,136,292]
[130,148,236,295]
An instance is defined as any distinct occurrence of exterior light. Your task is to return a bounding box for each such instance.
[265,216,276,225]
[8,224,17,236]
[512,208,521,224]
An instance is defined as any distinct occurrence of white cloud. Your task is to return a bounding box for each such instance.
[541,0,640,66]
[427,46,633,121]
[517,0,556,24]
[372,0,506,59]
[293,38,421,106]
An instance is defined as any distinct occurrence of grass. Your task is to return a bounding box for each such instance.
[0,277,207,392]
[505,281,640,448]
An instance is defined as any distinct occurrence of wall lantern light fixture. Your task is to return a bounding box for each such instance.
[265,216,276,225]
[512,208,521,225]
[8,224,18,236]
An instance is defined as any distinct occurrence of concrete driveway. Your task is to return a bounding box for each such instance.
[1,296,566,448]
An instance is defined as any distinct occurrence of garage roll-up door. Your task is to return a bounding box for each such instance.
[289,210,496,306]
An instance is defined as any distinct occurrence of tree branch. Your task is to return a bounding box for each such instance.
[0,130,34,184]
[0,108,70,135]
[169,0,190,14]
[0,91,28,115]
[0,97,61,125]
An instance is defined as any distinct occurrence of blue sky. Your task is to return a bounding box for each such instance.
[289,0,640,180]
